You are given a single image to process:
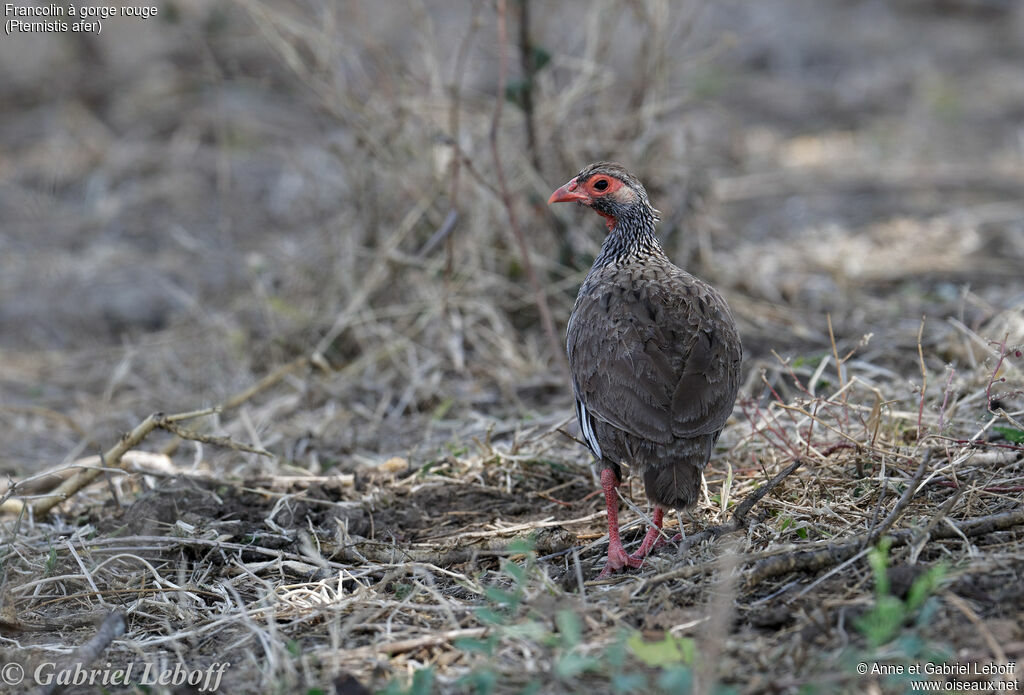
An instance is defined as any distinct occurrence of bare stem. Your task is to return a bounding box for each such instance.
[490,0,565,370]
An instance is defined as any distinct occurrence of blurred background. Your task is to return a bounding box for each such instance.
[2,0,1023,478]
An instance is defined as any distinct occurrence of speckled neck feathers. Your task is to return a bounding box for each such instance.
[593,204,666,266]
[572,162,666,266]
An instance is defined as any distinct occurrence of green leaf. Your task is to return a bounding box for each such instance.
[484,586,520,608]
[627,632,694,667]
[894,633,926,658]
[506,537,536,555]
[501,558,527,584]
[518,681,542,695]
[611,672,647,692]
[431,398,454,420]
[993,426,1024,443]
[855,595,906,647]
[554,652,599,679]
[409,667,434,695]
[914,595,941,629]
[867,538,893,597]
[454,636,496,655]
[604,635,628,670]
[504,82,528,109]
[475,608,506,626]
[555,610,582,648]
[905,563,946,612]
[656,666,693,693]
[456,669,496,695]
[503,620,547,642]
[530,46,551,71]
[378,679,406,695]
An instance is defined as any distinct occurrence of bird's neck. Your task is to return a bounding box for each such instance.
[594,207,666,265]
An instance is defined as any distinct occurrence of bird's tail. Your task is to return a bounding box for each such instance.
[642,460,703,510]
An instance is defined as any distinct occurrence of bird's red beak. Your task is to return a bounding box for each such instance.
[548,177,588,205]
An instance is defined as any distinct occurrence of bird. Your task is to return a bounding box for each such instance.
[548,162,742,577]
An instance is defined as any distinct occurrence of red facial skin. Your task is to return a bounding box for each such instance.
[548,174,628,231]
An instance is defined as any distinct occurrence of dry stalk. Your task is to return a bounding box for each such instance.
[6,412,182,517]
[490,0,565,370]
[38,610,126,695]
[4,351,309,516]
[747,507,1024,586]
[863,448,932,547]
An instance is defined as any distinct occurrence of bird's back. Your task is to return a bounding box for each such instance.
[568,254,742,509]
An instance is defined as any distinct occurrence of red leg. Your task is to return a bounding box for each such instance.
[597,468,644,578]
[627,507,665,563]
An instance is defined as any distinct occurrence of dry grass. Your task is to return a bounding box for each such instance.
[1,1,1023,693]
[2,305,1021,693]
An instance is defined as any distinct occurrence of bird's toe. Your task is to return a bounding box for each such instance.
[599,542,644,577]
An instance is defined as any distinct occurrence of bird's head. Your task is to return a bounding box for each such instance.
[547,162,659,231]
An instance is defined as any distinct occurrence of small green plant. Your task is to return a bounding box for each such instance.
[778,516,809,539]
[993,425,1024,443]
[854,538,947,648]
[44,544,58,576]
[791,353,826,370]
[378,667,434,695]
[379,537,720,694]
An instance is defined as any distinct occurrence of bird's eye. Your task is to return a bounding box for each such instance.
[593,179,609,191]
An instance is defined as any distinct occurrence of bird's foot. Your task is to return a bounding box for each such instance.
[597,540,644,578]
[626,524,669,563]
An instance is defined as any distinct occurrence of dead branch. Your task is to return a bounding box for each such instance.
[224,355,309,411]
[39,610,126,695]
[490,0,565,370]
[863,447,933,547]
[678,457,805,553]
[13,412,168,517]
[746,507,1024,586]
[156,419,273,458]
[3,408,259,517]
[350,627,487,656]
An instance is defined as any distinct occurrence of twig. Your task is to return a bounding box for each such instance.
[746,507,1024,586]
[986,332,1019,413]
[916,316,928,442]
[827,313,845,395]
[490,0,564,370]
[733,458,804,523]
[556,426,589,449]
[863,448,932,548]
[223,355,308,411]
[6,408,263,517]
[350,627,487,656]
[936,366,957,434]
[39,610,127,695]
[156,419,274,458]
[517,0,541,173]
[22,412,168,517]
